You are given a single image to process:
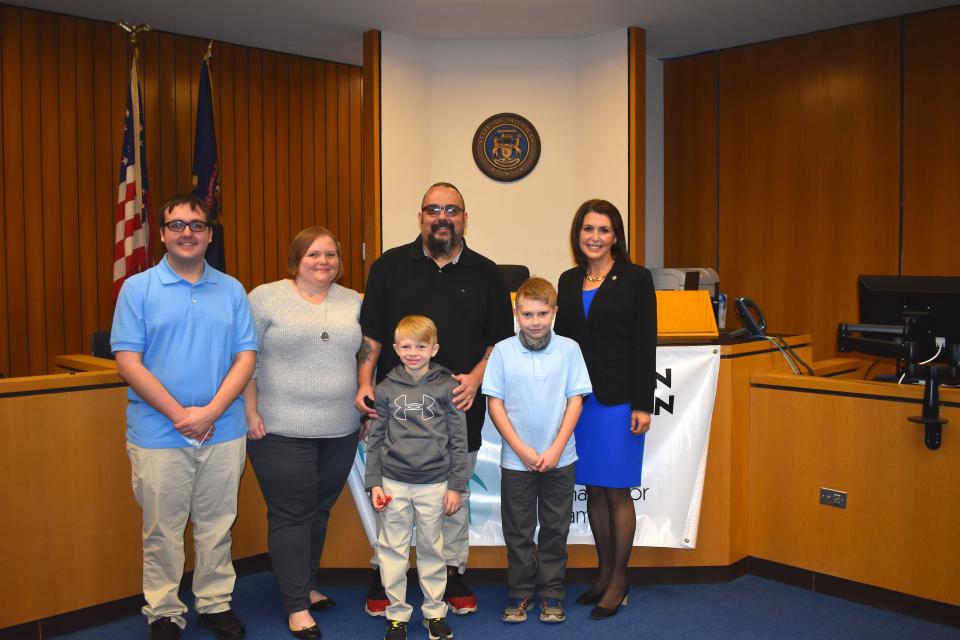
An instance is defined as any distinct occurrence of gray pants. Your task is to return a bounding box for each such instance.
[500,463,576,600]
[247,431,359,613]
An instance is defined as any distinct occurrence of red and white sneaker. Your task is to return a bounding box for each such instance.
[443,566,478,615]
[365,568,389,617]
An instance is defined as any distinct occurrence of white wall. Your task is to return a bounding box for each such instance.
[381,30,629,286]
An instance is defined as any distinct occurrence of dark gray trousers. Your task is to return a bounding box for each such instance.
[247,431,358,613]
[500,462,576,600]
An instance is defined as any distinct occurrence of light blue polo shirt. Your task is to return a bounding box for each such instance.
[111,255,259,448]
[482,332,592,471]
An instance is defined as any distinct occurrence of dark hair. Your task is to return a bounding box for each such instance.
[422,181,465,210]
[568,199,629,269]
[159,194,212,225]
[287,226,342,280]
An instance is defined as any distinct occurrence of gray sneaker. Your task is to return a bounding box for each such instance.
[539,597,566,623]
[501,597,532,623]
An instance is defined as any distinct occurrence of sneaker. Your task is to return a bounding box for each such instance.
[197,609,246,639]
[501,597,532,623]
[539,597,566,623]
[365,568,389,617]
[149,618,182,640]
[423,617,453,640]
[443,566,477,614]
[384,620,407,640]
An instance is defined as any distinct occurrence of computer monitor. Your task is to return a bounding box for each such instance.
[858,275,960,363]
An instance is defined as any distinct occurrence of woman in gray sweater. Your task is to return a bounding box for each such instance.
[243,227,362,639]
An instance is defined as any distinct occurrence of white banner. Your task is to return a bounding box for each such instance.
[348,345,720,549]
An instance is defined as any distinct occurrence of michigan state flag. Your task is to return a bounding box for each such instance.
[192,46,225,272]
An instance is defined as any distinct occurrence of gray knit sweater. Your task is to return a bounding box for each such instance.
[248,279,362,438]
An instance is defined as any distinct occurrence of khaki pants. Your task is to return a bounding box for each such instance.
[377,478,448,622]
[127,438,246,628]
[371,450,478,573]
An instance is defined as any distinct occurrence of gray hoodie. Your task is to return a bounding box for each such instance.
[364,363,469,491]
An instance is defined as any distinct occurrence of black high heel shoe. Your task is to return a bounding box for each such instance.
[575,587,605,605]
[590,590,629,619]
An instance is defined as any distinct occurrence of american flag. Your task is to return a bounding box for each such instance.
[112,54,153,300]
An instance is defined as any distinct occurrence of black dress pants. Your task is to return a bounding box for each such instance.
[500,462,576,600]
[247,431,358,613]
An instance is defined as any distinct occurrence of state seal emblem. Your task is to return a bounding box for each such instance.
[472,113,541,182]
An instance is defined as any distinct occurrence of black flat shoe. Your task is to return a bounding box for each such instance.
[309,596,337,611]
[575,588,604,605]
[590,590,629,620]
[289,624,322,639]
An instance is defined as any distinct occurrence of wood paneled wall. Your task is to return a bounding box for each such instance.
[902,9,960,275]
[664,7,960,359]
[0,4,363,378]
[663,53,717,269]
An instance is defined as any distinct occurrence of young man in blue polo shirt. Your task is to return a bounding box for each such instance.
[112,195,258,640]
[481,277,592,624]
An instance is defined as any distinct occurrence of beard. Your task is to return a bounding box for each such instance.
[425,221,463,257]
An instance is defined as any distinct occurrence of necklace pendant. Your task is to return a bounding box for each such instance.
[321,331,330,342]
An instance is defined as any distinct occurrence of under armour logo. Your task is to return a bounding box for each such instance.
[394,394,436,421]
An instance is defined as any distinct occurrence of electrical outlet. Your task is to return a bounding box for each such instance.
[819,488,847,509]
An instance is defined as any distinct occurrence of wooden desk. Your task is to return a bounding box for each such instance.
[321,335,814,570]
[749,360,960,606]
[0,362,269,629]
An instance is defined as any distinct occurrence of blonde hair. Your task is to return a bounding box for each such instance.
[394,315,438,344]
[515,276,557,308]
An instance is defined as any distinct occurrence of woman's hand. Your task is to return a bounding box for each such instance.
[630,410,651,435]
[246,411,266,440]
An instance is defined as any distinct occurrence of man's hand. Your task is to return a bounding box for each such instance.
[451,370,482,411]
[631,410,652,435]
[443,489,462,516]
[355,385,377,417]
[173,406,217,440]
[246,411,266,440]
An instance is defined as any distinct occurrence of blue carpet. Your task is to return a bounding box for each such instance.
[52,572,960,639]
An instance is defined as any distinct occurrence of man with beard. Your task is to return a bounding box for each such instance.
[356,181,514,617]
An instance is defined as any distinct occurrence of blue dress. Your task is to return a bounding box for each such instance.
[574,289,646,488]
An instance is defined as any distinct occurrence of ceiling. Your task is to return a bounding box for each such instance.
[7,0,954,66]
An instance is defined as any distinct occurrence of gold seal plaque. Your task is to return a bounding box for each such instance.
[473,113,541,182]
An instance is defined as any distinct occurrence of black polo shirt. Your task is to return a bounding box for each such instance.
[360,237,514,451]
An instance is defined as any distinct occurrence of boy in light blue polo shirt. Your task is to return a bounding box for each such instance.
[481,277,591,625]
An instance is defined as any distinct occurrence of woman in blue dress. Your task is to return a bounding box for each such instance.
[555,199,657,619]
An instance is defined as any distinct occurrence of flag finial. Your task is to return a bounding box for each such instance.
[118,21,151,45]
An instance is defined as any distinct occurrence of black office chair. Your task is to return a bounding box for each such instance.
[91,330,115,360]
[497,264,531,292]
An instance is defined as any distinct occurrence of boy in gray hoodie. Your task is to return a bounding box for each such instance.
[365,315,468,640]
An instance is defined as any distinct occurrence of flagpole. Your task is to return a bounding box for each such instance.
[204,40,221,218]
[112,21,154,300]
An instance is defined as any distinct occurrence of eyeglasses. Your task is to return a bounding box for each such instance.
[162,220,210,233]
[421,204,464,217]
